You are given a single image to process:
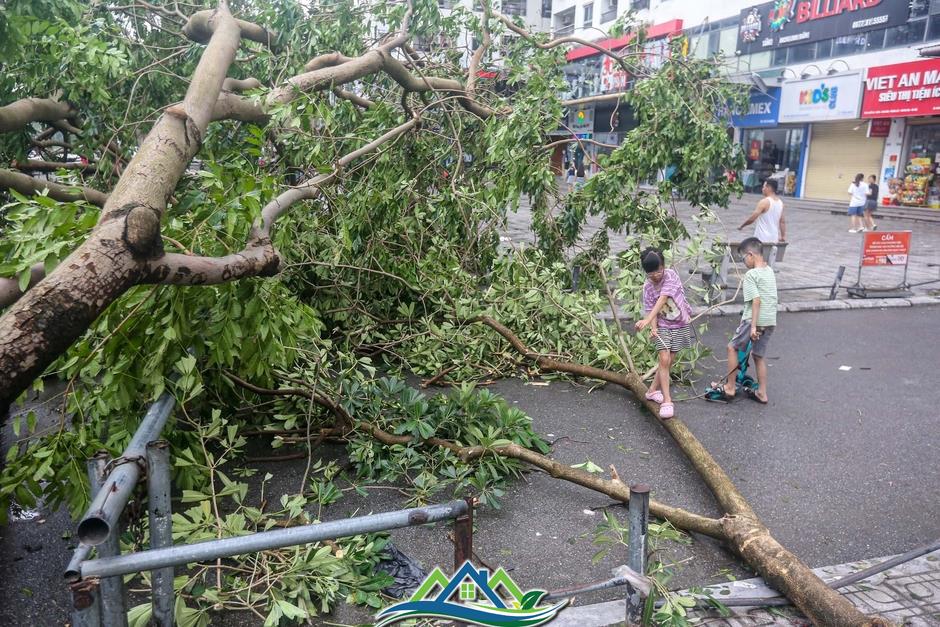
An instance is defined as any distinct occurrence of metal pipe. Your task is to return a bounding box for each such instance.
[686,539,940,609]
[831,538,940,590]
[70,580,102,627]
[146,440,174,627]
[65,544,94,583]
[88,454,128,627]
[82,500,468,579]
[546,575,632,601]
[625,484,649,626]
[78,393,175,545]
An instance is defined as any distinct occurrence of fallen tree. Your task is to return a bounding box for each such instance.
[0,0,890,625]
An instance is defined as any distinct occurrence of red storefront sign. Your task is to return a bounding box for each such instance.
[861,231,911,267]
[867,118,891,137]
[862,59,940,119]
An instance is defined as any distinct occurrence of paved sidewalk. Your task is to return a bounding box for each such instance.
[503,191,940,307]
[551,548,940,626]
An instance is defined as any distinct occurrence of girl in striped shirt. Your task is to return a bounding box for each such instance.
[633,248,693,419]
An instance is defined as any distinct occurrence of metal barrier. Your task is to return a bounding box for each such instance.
[64,394,474,627]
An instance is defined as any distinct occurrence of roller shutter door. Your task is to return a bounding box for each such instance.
[803,120,885,202]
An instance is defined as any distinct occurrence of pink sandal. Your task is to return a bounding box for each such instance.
[658,402,674,420]
[644,390,664,403]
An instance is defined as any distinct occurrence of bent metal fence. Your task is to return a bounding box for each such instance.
[63,392,474,627]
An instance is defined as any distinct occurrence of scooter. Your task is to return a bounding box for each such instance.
[704,340,758,402]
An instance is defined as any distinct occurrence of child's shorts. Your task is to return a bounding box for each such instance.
[653,325,694,353]
[729,319,775,357]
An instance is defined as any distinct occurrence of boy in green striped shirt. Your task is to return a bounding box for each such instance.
[717,237,778,403]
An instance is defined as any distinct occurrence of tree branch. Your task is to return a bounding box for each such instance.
[466,0,492,95]
[224,372,724,538]
[258,116,419,233]
[183,8,277,49]
[211,91,269,123]
[471,316,881,625]
[0,168,108,206]
[542,137,619,150]
[496,14,634,73]
[332,87,373,109]
[10,159,97,174]
[143,239,279,285]
[221,77,262,92]
[562,92,630,107]
[0,97,75,134]
[0,264,45,310]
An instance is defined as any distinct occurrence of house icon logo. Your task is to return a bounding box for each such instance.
[375,561,568,626]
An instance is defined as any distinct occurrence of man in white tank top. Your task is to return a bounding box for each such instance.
[738,179,786,267]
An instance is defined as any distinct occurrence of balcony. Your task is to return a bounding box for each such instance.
[555,24,575,36]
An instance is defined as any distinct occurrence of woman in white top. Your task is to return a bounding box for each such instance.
[847,173,868,233]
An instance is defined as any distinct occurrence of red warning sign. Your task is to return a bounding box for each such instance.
[861,231,911,267]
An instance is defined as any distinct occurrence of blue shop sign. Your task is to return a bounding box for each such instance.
[733,88,780,128]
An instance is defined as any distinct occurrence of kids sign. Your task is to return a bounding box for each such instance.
[861,231,911,266]
[778,72,863,122]
[862,59,940,118]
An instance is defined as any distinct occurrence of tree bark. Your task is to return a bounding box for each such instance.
[0,6,244,409]
[474,316,888,626]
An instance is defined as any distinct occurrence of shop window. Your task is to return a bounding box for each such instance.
[866,28,886,50]
[747,51,771,71]
[718,27,737,56]
[815,39,833,61]
[929,14,940,41]
[832,33,868,56]
[688,35,707,59]
[741,128,804,195]
[703,31,715,56]
[772,46,788,67]
[885,20,927,48]
[789,41,817,63]
[503,0,526,16]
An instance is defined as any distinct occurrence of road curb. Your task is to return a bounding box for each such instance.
[691,295,940,317]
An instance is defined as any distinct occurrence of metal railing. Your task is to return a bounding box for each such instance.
[64,393,475,627]
[600,7,617,23]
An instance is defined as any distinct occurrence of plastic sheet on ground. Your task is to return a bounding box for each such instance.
[376,541,428,599]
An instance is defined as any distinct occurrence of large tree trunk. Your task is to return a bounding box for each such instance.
[0,7,243,409]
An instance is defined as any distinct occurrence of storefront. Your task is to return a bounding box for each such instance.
[862,58,940,208]
[733,87,805,196]
[779,72,884,202]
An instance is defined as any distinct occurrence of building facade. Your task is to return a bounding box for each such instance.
[550,0,940,206]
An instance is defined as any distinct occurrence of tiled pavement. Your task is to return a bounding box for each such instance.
[550,548,940,626]
[502,190,940,306]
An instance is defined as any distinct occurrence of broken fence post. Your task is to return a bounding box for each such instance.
[87,453,128,627]
[70,579,102,627]
[146,440,174,627]
[453,496,474,571]
[625,483,650,626]
[78,392,175,546]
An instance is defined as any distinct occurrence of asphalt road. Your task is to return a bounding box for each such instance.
[2,306,938,625]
